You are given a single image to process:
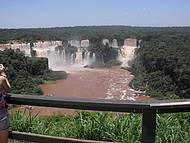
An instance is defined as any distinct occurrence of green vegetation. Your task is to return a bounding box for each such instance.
[132,33,190,99]
[1,26,190,44]
[10,109,190,143]
[0,49,67,95]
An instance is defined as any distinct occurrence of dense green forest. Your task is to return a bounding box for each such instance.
[132,33,190,99]
[1,26,190,45]
[0,49,67,94]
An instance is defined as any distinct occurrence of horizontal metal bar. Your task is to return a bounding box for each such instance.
[8,94,150,113]
[9,131,112,143]
[157,107,190,113]
[7,94,190,113]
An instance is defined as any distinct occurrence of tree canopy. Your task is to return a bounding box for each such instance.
[132,33,190,99]
[0,49,67,95]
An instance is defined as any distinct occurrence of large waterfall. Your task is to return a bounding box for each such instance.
[0,38,138,71]
[33,40,95,71]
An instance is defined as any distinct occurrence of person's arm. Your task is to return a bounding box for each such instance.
[2,77,11,92]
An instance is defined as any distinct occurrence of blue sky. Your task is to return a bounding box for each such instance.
[0,0,190,28]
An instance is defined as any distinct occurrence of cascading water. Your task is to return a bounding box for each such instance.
[68,40,80,48]
[112,39,118,48]
[81,39,89,48]
[30,40,95,72]
[119,38,138,68]
[103,39,110,46]
[1,38,139,72]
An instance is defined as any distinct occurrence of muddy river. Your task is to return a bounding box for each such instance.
[14,67,151,116]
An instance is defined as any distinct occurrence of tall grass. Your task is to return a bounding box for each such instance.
[10,109,190,143]
[156,113,190,143]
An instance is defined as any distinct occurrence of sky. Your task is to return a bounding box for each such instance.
[0,0,190,28]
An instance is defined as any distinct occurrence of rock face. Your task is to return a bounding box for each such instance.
[0,38,138,70]
[124,38,137,47]
[0,42,31,56]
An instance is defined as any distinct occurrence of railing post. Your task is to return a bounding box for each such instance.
[142,109,156,143]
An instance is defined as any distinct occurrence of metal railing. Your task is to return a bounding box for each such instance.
[7,94,190,143]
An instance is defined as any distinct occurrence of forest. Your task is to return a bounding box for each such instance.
[1,26,190,44]
[0,49,67,95]
[132,33,190,99]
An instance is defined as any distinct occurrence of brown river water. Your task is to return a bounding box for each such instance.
[12,67,151,116]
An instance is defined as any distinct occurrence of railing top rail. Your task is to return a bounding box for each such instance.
[8,94,190,113]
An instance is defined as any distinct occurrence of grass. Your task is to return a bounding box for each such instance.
[10,109,190,143]
[156,113,190,143]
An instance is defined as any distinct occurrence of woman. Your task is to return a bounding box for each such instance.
[0,64,11,143]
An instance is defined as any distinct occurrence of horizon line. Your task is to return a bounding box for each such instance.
[1,24,190,30]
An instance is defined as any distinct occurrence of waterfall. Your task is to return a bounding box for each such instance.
[103,39,110,46]
[118,38,138,68]
[75,50,83,64]
[112,39,118,48]
[0,38,139,71]
[81,40,89,48]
